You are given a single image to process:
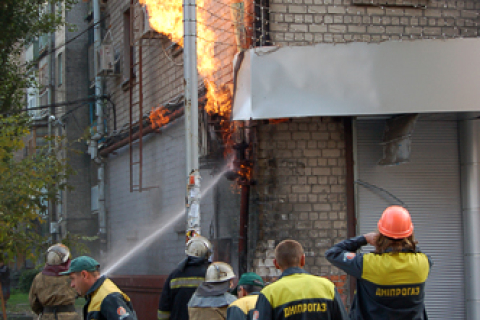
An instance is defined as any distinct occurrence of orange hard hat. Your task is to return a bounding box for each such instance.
[377,206,413,239]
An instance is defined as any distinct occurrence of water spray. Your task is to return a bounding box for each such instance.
[101,167,228,275]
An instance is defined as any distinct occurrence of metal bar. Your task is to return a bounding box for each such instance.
[138,40,144,193]
[458,115,480,320]
[239,184,250,274]
[344,117,357,306]
[129,0,134,193]
[0,283,6,320]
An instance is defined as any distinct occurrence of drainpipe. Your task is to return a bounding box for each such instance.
[93,0,107,254]
[48,1,57,243]
[459,114,480,320]
[184,0,201,240]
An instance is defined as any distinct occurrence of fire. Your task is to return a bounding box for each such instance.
[142,0,252,183]
[139,0,183,45]
[149,107,170,128]
[149,106,183,128]
[139,0,217,77]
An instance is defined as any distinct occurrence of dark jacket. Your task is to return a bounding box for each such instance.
[254,267,348,320]
[188,281,237,320]
[325,236,433,320]
[227,293,259,320]
[84,276,137,320]
[158,256,209,320]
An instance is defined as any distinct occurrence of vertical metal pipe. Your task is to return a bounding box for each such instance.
[136,41,144,192]
[184,0,199,176]
[459,115,480,320]
[129,0,134,192]
[184,0,201,239]
[93,0,107,252]
[239,184,249,274]
[98,164,106,242]
[49,1,57,242]
[94,0,103,136]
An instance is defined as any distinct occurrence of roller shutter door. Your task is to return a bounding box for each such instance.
[355,117,465,319]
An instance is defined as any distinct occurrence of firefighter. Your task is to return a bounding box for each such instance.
[61,256,137,320]
[325,205,433,320]
[29,244,81,320]
[187,262,237,320]
[227,272,265,320]
[255,240,348,320]
[158,236,212,320]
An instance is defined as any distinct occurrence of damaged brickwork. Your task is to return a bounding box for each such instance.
[251,117,349,304]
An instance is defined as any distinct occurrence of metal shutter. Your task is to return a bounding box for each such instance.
[355,117,465,319]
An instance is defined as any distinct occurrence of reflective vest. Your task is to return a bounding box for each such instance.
[254,267,348,320]
[325,236,433,320]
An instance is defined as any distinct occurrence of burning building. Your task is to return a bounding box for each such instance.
[79,0,480,319]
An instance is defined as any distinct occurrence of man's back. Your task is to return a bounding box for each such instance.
[29,272,80,320]
[227,294,259,320]
[158,257,208,320]
[255,268,347,320]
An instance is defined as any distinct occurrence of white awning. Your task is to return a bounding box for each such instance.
[232,39,480,120]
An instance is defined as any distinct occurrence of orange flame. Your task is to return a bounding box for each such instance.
[139,0,183,45]
[143,0,252,182]
[149,107,170,128]
[139,0,217,77]
[149,106,183,129]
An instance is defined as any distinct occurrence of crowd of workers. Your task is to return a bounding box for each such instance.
[27,205,431,320]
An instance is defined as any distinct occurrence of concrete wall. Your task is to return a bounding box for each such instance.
[103,0,185,131]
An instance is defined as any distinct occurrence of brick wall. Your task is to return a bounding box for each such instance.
[104,0,237,131]
[268,0,480,44]
[252,117,349,303]
[104,0,184,130]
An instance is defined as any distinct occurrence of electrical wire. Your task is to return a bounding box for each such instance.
[355,179,406,207]
[161,41,184,66]
[30,14,110,64]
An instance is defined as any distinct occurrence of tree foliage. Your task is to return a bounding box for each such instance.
[0,1,77,262]
[0,115,74,261]
[0,0,75,113]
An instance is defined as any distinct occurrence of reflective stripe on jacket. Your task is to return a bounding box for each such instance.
[227,293,259,320]
[84,276,137,320]
[325,236,433,320]
[158,256,209,320]
[254,267,348,320]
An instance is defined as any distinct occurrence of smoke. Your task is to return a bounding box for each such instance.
[101,167,229,275]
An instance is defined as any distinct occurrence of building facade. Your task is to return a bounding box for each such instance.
[238,0,480,317]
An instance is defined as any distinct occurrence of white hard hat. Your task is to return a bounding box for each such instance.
[205,262,235,283]
[185,236,212,259]
[46,243,70,266]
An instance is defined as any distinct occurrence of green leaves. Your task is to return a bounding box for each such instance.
[0,0,77,113]
[0,114,73,262]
